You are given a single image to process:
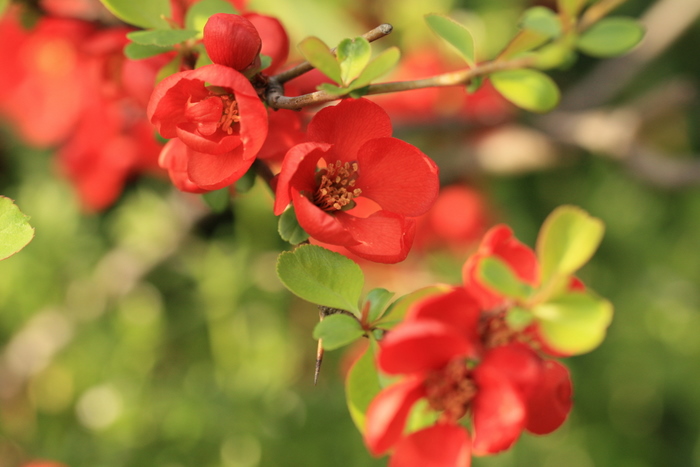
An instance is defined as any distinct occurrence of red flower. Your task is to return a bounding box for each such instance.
[147,64,268,190]
[243,13,289,74]
[273,98,439,263]
[363,288,572,465]
[203,14,261,71]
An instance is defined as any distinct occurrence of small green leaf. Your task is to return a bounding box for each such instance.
[533,42,577,70]
[156,53,183,83]
[185,0,238,33]
[350,47,400,89]
[466,75,483,94]
[298,36,342,84]
[498,29,550,60]
[532,291,613,354]
[425,13,475,67]
[406,399,441,433]
[577,17,645,57]
[317,83,349,96]
[490,69,560,113]
[313,314,364,350]
[348,87,370,98]
[258,54,273,71]
[278,207,310,245]
[127,29,199,47]
[506,306,534,331]
[201,188,230,213]
[0,197,35,261]
[537,205,605,285]
[337,37,372,86]
[277,245,363,313]
[557,0,587,18]
[99,0,170,29]
[124,42,173,60]
[477,257,533,300]
[364,288,396,323]
[346,345,382,432]
[521,6,561,39]
[378,285,453,328]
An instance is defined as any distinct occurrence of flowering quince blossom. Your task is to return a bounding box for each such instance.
[273,98,440,263]
[363,288,573,467]
[147,64,268,191]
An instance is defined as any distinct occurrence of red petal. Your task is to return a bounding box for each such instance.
[337,210,416,263]
[356,137,439,217]
[365,377,426,455]
[292,190,357,245]
[407,287,481,341]
[378,320,474,375]
[187,146,254,189]
[148,71,205,138]
[307,98,392,160]
[204,14,261,71]
[159,139,208,194]
[244,13,289,74]
[525,360,572,434]
[478,344,542,400]
[389,424,471,467]
[471,365,526,455]
[273,142,330,215]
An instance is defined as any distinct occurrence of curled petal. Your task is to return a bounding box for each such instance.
[407,287,481,341]
[187,145,254,190]
[365,377,426,455]
[525,360,572,435]
[159,139,208,194]
[292,190,358,246]
[204,14,261,71]
[337,210,416,263]
[307,98,393,160]
[378,320,475,375]
[389,424,471,467]
[273,142,331,215]
[356,137,439,217]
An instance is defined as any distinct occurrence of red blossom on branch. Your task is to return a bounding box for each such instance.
[273,98,439,263]
[203,14,261,71]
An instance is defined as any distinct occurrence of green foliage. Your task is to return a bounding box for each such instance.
[124,42,172,60]
[276,245,363,313]
[425,13,475,67]
[533,291,613,354]
[127,29,199,47]
[477,256,533,300]
[520,6,562,39]
[557,0,587,19]
[278,207,310,245]
[536,205,605,286]
[185,0,238,33]
[506,306,534,331]
[499,29,550,60]
[577,17,645,57]
[490,69,560,113]
[345,345,382,432]
[313,313,364,350]
[363,288,395,323]
[99,0,171,29]
[201,188,230,213]
[349,47,400,89]
[298,36,342,84]
[378,285,452,328]
[337,37,372,85]
[0,197,34,261]
[0,0,9,17]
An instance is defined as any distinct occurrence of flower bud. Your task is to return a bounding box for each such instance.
[203,13,262,71]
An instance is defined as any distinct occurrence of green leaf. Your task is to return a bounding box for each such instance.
[0,197,35,261]
[350,47,400,89]
[364,288,395,323]
[234,166,257,194]
[0,0,10,17]
[521,6,561,39]
[156,53,183,83]
[278,207,310,245]
[337,37,372,86]
[317,83,348,96]
[378,285,453,328]
[124,42,172,60]
[506,306,534,331]
[277,245,363,313]
[346,345,382,432]
[201,188,230,213]
[557,0,587,18]
[99,0,170,29]
[536,205,605,285]
[298,36,342,84]
[490,69,560,113]
[498,29,550,60]
[466,75,483,94]
[127,29,199,47]
[577,17,645,57]
[185,0,238,33]
[425,13,475,67]
[313,314,364,350]
[532,291,613,354]
[477,257,533,300]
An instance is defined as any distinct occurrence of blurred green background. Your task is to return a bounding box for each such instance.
[2,0,700,466]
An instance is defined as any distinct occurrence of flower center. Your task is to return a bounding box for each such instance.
[424,359,477,422]
[218,94,240,135]
[313,160,362,212]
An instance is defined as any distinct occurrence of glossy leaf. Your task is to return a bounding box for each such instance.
[124,43,172,60]
[346,345,382,432]
[364,288,396,323]
[298,36,342,84]
[578,17,645,57]
[313,313,364,350]
[537,205,605,285]
[278,206,310,245]
[337,37,372,86]
[490,69,560,113]
[127,29,199,47]
[277,245,363,313]
[0,197,34,261]
[477,256,533,300]
[350,47,400,89]
[185,0,238,33]
[425,13,475,67]
[521,6,561,39]
[99,0,170,29]
[533,291,613,354]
